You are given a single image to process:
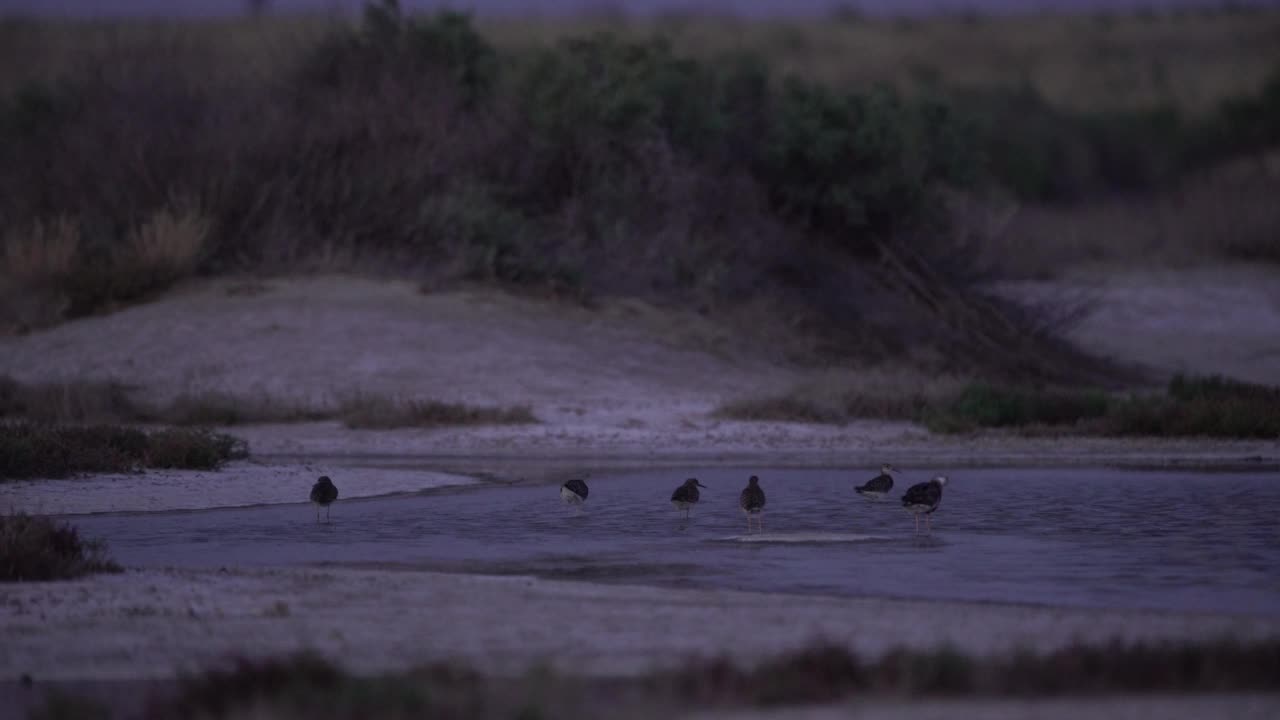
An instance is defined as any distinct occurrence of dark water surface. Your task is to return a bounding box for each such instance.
[68,467,1280,615]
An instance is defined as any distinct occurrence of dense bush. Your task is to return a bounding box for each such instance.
[0,423,248,480]
[3,4,1273,378]
[958,64,1280,203]
[0,4,971,298]
[0,512,121,581]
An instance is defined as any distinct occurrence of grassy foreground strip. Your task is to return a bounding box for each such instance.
[718,373,1280,438]
[27,638,1280,719]
[0,422,248,480]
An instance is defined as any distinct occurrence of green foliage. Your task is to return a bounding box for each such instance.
[932,382,1110,429]
[956,86,1187,202]
[720,373,1280,439]
[0,423,247,480]
[1192,67,1280,166]
[930,375,1280,437]
[2,6,1276,373]
[0,512,121,581]
[302,1,496,103]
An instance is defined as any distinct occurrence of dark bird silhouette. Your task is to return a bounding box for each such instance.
[671,478,707,518]
[739,475,767,533]
[902,475,948,534]
[310,475,338,523]
[561,478,589,512]
[855,464,897,500]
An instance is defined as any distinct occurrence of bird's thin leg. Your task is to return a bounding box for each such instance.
[913,514,919,534]
[926,515,932,533]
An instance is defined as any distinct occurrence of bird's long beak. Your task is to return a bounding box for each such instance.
[697,481,707,488]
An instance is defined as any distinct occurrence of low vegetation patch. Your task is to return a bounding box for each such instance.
[28,637,1280,718]
[339,395,537,430]
[159,391,333,426]
[0,422,248,480]
[0,375,143,424]
[718,373,1280,438]
[0,376,538,431]
[0,512,121,581]
[714,370,966,426]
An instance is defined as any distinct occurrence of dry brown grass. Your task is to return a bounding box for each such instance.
[2,215,79,286]
[123,202,210,280]
[338,393,538,430]
[715,369,970,425]
[0,375,538,430]
[0,375,143,424]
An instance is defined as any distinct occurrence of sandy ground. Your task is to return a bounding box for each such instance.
[2,272,1279,714]
[3,567,1277,682]
[2,274,1277,515]
[999,264,1280,386]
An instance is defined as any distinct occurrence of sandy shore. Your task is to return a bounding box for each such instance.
[4,424,1275,515]
[0,459,475,516]
[3,275,1277,515]
[3,566,1277,682]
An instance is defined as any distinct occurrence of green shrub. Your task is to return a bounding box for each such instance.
[0,423,247,480]
[928,382,1110,430]
[0,512,121,581]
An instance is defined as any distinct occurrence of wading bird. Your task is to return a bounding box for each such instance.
[855,464,897,500]
[739,475,766,533]
[671,478,707,518]
[902,475,948,534]
[560,478,589,511]
[310,475,339,523]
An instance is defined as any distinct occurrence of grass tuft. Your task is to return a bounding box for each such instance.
[0,422,247,480]
[0,512,121,581]
[2,216,80,285]
[118,203,210,290]
[339,394,538,430]
[0,376,143,424]
[159,391,333,426]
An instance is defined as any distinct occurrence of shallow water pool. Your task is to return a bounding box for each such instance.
[68,467,1280,615]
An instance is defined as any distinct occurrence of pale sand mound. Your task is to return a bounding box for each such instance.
[2,567,1276,682]
[998,264,1280,385]
[0,461,475,515]
[0,276,790,412]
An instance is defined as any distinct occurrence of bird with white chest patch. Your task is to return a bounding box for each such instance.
[560,478,589,512]
[901,475,948,534]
